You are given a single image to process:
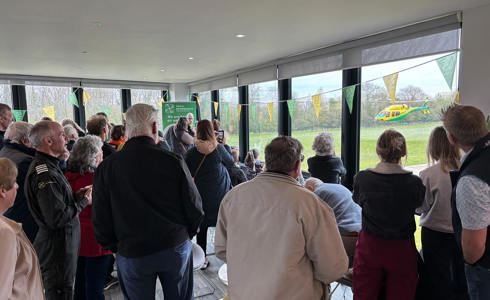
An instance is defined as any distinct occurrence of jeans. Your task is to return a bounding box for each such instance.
[117,239,193,300]
[465,264,490,300]
[74,255,112,300]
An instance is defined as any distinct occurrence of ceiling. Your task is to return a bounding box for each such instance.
[0,0,488,84]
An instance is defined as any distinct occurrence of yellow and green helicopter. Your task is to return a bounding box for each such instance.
[375,99,430,121]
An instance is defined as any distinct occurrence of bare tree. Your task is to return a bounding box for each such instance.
[398,85,427,101]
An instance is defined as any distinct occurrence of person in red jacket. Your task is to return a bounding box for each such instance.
[65,135,110,300]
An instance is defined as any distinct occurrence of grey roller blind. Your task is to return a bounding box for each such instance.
[278,54,342,80]
[237,66,277,87]
[189,75,237,93]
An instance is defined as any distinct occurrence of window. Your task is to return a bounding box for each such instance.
[198,91,212,121]
[25,85,73,123]
[360,53,459,171]
[248,80,278,159]
[291,71,343,169]
[219,87,239,147]
[84,87,122,124]
[131,89,163,128]
[0,84,12,107]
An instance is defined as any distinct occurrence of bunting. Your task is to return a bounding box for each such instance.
[213,102,219,116]
[12,110,26,122]
[287,100,295,118]
[436,53,457,90]
[454,91,460,104]
[251,104,256,121]
[43,106,55,120]
[122,113,126,120]
[267,102,274,121]
[101,106,111,116]
[67,92,79,108]
[343,85,356,114]
[223,103,229,121]
[197,97,201,106]
[383,73,399,103]
[82,91,92,104]
[157,98,165,107]
[312,94,322,119]
[237,104,242,120]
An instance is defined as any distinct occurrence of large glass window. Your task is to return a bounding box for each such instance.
[292,71,343,169]
[0,83,12,107]
[219,87,239,148]
[198,91,212,121]
[131,89,163,128]
[360,53,459,171]
[25,85,73,123]
[84,87,122,124]
[248,80,278,159]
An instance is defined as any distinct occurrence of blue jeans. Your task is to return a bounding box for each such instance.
[74,255,112,300]
[465,264,490,300]
[117,239,193,300]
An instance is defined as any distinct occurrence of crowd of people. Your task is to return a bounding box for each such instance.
[0,101,488,300]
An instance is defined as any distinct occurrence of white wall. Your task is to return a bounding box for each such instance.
[169,83,190,102]
[461,3,490,116]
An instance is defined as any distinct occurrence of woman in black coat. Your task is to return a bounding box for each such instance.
[307,132,346,183]
[185,119,234,268]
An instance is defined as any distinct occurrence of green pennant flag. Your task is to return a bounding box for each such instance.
[167,92,171,102]
[251,104,256,121]
[343,85,356,114]
[12,110,26,122]
[101,106,111,116]
[287,100,296,118]
[67,92,79,108]
[189,94,193,101]
[223,103,229,121]
[436,53,457,90]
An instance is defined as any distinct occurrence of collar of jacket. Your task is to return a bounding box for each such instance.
[195,139,217,155]
[256,171,301,186]
[456,132,490,176]
[0,216,22,234]
[369,161,412,175]
[35,150,60,165]
[125,135,156,147]
[4,140,36,156]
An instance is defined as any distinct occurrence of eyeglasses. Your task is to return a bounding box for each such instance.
[300,154,304,162]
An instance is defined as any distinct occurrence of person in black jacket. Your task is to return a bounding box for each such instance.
[227,147,247,187]
[352,129,425,300]
[86,115,115,158]
[307,132,346,184]
[0,104,14,151]
[92,104,203,300]
[0,121,38,243]
[24,121,91,300]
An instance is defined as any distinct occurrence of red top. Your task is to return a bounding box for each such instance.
[65,171,112,257]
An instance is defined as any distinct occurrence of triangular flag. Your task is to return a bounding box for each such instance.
[223,103,229,121]
[343,85,356,114]
[167,92,171,102]
[82,91,91,104]
[213,102,219,116]
[189,94,193,101]
[12,110,26,122]
[197,97,201,106]
[287,100,295,118]
[437,53,457,90]
[43,106,55,121]
[454,91,460,104]
[312,94,322,119]
[123,113,126,120]
[67,92,79,108]
[383,73,399,103]
[157,98,165,107]
[267,102,274,121]
[237,104,242,120]
[101,106,111,116]
[251,104,256,121]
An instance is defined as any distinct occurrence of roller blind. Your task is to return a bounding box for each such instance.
[237,66,277,87]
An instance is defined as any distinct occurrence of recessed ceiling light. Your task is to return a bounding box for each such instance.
[160,69,165,72]
[235,34,247,38]
[81,51,88,54]
[188,57,194,60]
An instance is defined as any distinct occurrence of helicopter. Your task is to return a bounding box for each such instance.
[375,99,430,121]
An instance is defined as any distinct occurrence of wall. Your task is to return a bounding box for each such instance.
[169,83,190,102]
[461,3,490,116]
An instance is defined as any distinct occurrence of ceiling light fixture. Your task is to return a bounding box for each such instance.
[235,34,247,38]
[160,69,165,72]
[188,57,194,60]
[81,51,88,54]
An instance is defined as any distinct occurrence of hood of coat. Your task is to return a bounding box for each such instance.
[369,161,412,174]
[195,139,217,155]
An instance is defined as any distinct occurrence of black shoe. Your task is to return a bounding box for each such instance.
[104,276,119,291]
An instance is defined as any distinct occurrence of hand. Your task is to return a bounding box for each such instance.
[77,185,93,205]
[59,149,70,161]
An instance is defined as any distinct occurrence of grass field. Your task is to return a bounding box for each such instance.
[228,122,441,249]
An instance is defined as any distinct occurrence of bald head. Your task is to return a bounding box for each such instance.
[305,177,323,192]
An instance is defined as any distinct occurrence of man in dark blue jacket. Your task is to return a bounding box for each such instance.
[0,103,14,151]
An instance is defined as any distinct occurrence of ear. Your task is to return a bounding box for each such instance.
[447,132,457,145]
[0,187,7,199]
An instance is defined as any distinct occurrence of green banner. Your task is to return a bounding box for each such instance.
[437,53,457,90]
[12,110,26,122]
[343,85,356,114]
[162,101,197,130]
[67,92,79,107]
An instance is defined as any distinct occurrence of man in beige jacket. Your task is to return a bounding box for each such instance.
[215,136,348,300]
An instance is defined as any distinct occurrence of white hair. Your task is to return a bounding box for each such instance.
[304,177,323,192]
[67,135,103,174]
[125,104,159,138]
[312,132,335,156]
[29,121,55,149]
[5,121,33,144]
[63,125,78,139]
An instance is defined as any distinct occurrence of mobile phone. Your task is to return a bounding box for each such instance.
[216,130,224,143]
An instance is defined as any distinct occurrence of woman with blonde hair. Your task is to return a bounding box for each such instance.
[0,158,44,299]
[353,129,425,300]
[416,126,468,298]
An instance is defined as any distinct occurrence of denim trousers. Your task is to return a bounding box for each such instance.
[465,264,490,300]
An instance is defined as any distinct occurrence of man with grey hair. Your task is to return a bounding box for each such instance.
[307,132,346,184]
[0,103,14,150]
[442,104,490,299]
[63,124,79,151]
[92,104,203,300]
[0,121,38,242]
[24,120,92,299]
[215,136,348,300]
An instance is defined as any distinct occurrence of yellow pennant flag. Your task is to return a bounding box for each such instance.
[454,91,460,104]
[157,98,165,107]
[267,102,274,121]
[214,102,219,116]
[43,105,55,121]
[82,91,92,104]
[312,94,322,119]
[197,97,201,106]
[122,113,126,120]
[383,73,399,103]
[237,104,242,120]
